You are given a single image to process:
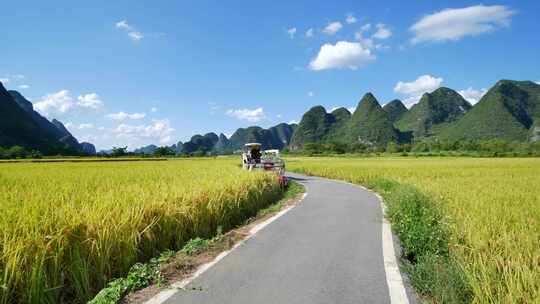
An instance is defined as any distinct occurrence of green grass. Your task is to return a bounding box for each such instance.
[375,179,471,303]
[256,181,304,218]
[88,250,175,304]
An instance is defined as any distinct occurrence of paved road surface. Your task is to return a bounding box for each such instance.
[163,173,412,304]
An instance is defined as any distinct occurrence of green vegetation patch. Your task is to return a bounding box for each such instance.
[373,179,472,303]
[89,250,175,304]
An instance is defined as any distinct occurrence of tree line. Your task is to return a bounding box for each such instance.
[285,139,540,157]
[3,139,540,159]
[101,146,230,158]
[0,145,86,159]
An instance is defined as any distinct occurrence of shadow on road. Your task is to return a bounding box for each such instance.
[286,175,311,182]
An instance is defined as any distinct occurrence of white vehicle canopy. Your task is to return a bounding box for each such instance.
[242,143,262,165]
[242,143,285,172]
[241,143,287,187]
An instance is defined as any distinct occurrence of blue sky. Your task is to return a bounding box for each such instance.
[1,0,539,150]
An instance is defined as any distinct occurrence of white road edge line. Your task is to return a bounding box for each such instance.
[380,200,410,304]
[144,192,308,304]
[327,177,410,304]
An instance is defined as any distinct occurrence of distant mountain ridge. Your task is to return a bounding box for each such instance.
[287,79,540,149]
[0,81,95,155]
[132,79,540,154]
[439,80,540,141]
[177,123,297,155]
[395,87,472,138]
[4,79,538,156]
[290,93,400,149]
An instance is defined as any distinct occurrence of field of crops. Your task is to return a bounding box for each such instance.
[287,157,540,303]
[0,158,282,303]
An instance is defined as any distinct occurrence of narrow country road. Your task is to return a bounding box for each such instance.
[159,173,415,304]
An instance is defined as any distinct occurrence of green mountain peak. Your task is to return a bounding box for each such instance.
[355,92,379,110]
[395,87,471,138]
[347,93,398,145]
[383,99,407,122]
[289,106,335,149]
[440,79,540,141]
[330,107,351,117]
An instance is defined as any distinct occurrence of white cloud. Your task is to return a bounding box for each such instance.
[34,90,104,117]
[127,113,146,120]
[308,91,315,97]
[150,107,158,113]
[360,23,372,32]
[97,126,105,131]
[354,30,367,41]
[77,93,103,109]
[34,90,75,116]
[80,134,99,143]
[128,31,144,41]
[78,123,94,129]
[401,96,424,108]
[107,111,146,120]
[65,122,73,129]
[354,24,389,50]
[309,41,374,71]
[114,119,175,145]
[226,107,266,122]
[305,28,314,38]
[18,84,30,89]
[116,20,144,41]
[0,74,25,85]
[394,75,443,95]
[346,14,357,24]
[410,5,515,44]
[355,35,376,50]
[372,23,392,39]
[287,27,297,39]
[394,75,444,107]
[458,87,488,104]
[288,120,299,124]
[116,20,132,31]
[276,114,283,119]
[323,21,343,35]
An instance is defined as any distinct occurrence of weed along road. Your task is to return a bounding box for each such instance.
[156,173,413,304]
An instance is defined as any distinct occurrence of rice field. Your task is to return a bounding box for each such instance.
[287,157,540,303]
[0,158,282,303]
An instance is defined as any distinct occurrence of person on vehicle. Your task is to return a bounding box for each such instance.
[251,147,261,163]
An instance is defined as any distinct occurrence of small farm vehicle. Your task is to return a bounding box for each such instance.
[241,143,288,187]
